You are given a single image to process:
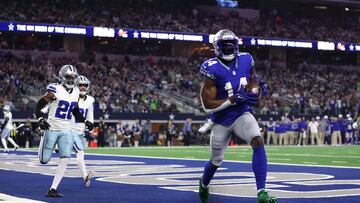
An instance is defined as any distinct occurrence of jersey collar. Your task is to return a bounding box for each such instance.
[216,57,238,71]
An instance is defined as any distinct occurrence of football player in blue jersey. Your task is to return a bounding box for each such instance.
[198,29,276,203]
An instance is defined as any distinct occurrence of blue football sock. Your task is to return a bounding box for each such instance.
[252,144,267,190]
[202,161,218,186]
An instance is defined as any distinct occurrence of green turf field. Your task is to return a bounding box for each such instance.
[85,145,360,167]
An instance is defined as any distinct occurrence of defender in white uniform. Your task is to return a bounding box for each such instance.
[72,75,95,187]
[1,105,19,153]
[35,65,93,197]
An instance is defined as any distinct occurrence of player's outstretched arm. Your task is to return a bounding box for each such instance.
[200,78,234,114]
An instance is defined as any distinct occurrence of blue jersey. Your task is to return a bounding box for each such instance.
[291,122,299,132]
[200,53,254,126]
[332,121,342,131]
[267,122,275,132]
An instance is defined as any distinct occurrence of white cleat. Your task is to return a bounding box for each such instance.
[198,120,214,134]
[84,171,95,187]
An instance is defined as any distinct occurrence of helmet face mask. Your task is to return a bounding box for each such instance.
[213,29,239,61]
[59,65,78,89]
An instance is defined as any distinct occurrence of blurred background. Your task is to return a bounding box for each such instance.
[0,0,360,148]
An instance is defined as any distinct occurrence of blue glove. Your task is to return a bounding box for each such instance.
[234,86,258,106]
[259,80,268,97]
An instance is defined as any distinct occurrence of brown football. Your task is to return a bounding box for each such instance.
[245,76,261,97]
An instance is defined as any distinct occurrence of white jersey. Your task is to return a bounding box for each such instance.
[71,95,94,132]
[3,111,13,130]
[46,83,80,130]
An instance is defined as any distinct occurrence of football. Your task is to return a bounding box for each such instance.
[245,76,261,96]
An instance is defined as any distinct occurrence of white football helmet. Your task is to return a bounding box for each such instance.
[3,105,10,112]
[213,29,239,61]
[76,75,91,96]
[59,65,78,89]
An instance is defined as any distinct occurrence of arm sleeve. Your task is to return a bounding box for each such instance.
[200,62,216,81]
[72,106,86,123]
[86,100,94,123]
[35,97,49,119]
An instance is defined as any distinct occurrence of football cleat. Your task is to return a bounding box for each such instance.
[199,178,209,203]
[46,188,63,197]
[257,189,277,203]
[14,145,19,151]
[84,171,95,187]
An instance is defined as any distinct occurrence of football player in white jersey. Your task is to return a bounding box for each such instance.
[72,75,95,187]
[35,65,94,197]
[1,105,19,153]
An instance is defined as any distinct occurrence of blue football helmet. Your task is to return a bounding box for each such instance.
[213,29,239,61]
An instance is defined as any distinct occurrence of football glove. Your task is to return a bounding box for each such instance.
[38,117,51,130]
[234,86,258,106]
[85,120,94,131]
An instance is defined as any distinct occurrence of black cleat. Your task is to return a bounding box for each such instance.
[46,189,63,197]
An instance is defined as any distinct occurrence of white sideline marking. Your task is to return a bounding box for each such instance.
[0,193,45,203]
[303,162,319,165]
[18,149,360,169]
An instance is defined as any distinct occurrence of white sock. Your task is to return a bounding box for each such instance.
[76,151,87,179]
[50,158,69,190]
[7,137,18,148]
[1,138,8,150]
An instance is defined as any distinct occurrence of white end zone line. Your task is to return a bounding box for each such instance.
[17,149,360,170]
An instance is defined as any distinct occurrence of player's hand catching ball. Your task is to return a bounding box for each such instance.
[233,86,258,106]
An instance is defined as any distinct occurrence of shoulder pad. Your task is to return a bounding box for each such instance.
[200,58,218,80]
[46,83,59,93]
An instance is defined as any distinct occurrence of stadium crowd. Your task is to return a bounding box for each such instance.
[0,50,359,117]
[0,0,360,43]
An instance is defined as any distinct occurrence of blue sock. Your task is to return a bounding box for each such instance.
[252,144,267,190]
[202,161,218,186]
